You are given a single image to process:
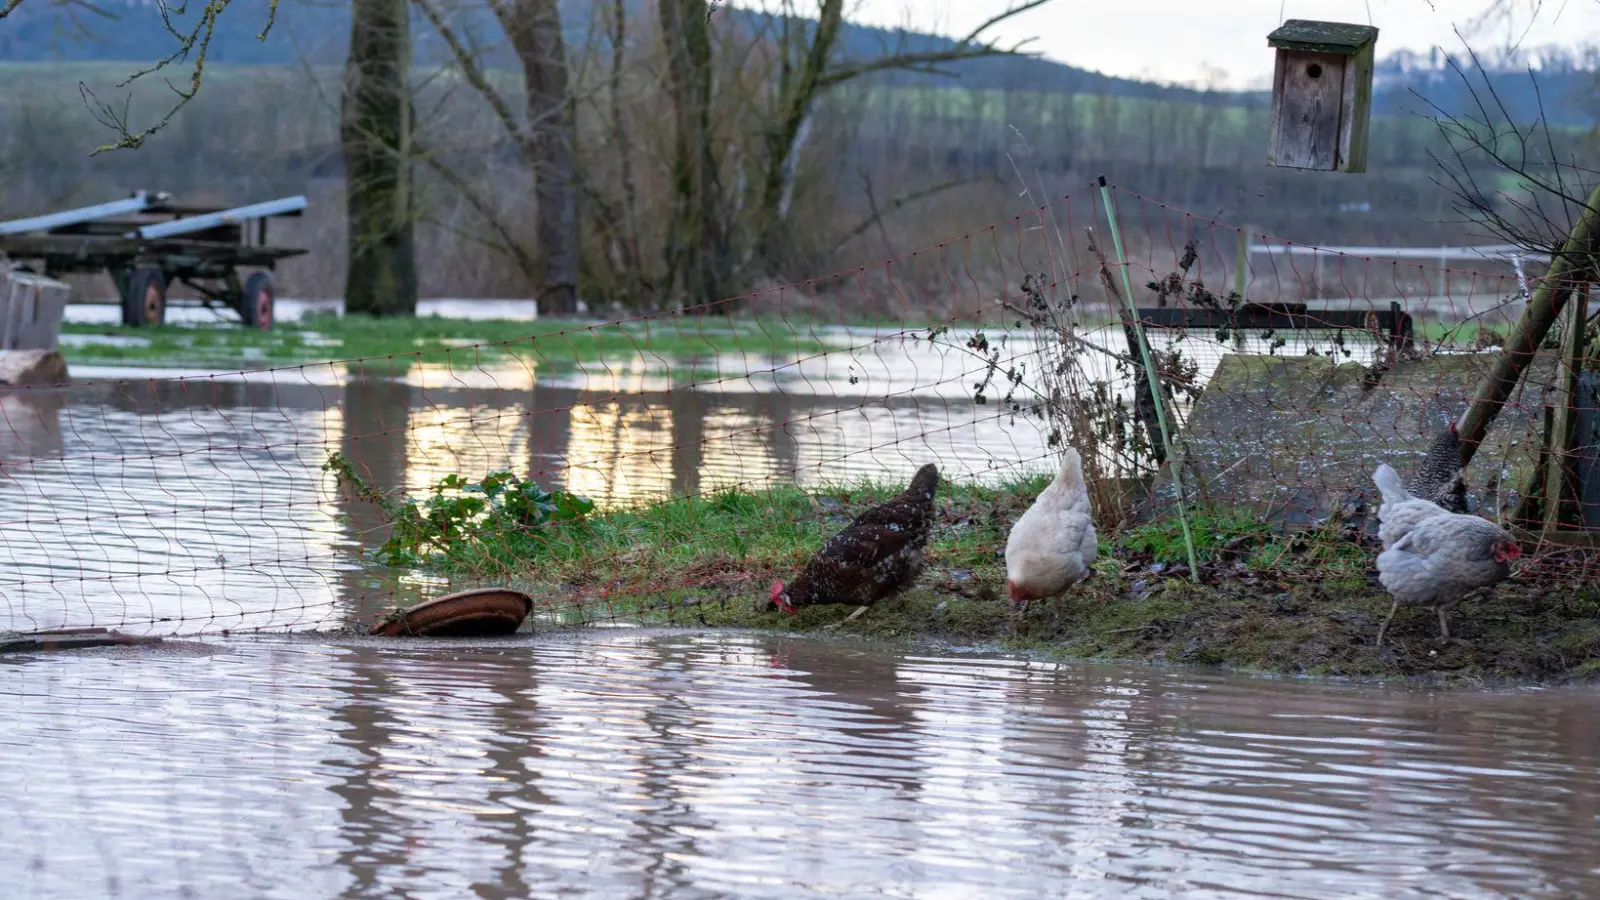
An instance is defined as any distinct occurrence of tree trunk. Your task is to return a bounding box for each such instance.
[341,0,417,318]
[754,0,844,274]
[502,0,579,316]
[659,0,730,311]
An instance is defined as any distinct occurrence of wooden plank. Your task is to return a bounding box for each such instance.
[1132,305,1407,336]
[0,630,163,654]
[1267,51,1290,167]
[1270,50,1346,170]
[1268,20,1379,53]
[0,234,307,264]
[1509,524,1600,550]
[1339,42,1374,173]
[1543,282,1589,533]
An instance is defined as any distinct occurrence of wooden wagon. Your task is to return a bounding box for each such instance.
[0,191,307,329]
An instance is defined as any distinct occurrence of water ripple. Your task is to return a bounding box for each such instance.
[1,633,1597,899]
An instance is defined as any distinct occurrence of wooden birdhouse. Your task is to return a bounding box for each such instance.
[1266,19,1378,173]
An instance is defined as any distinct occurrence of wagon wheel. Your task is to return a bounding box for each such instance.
[124,267,167,327]
[240,271,275,331]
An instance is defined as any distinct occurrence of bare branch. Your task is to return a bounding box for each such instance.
[410,0,532,156]
[1420,42,1600,257]
[831,177,970,254]
[75,0,281,153]
[818,0,1050,89]
[419,150,543,284]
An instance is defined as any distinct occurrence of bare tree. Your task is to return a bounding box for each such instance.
[343,0,419,316]
[498,0,579,314]
[412,0,581,315]
[739,0,1053,277]
[2,0,279,152]
[659,0,732,308]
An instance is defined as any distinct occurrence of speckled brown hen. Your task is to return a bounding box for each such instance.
[769,463,938,623]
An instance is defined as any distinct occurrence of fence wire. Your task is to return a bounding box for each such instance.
[1,185,1596,638]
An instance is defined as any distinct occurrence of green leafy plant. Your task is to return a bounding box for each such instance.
[323,452,594,569]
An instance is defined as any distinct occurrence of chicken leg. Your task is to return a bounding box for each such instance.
[1436,606,1451,643]
[1375,598,1400,648]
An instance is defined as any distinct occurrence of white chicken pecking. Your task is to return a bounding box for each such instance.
[1005,447,1097,609]
[1373,500,1520,647]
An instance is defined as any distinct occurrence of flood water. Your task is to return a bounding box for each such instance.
[3,631,1597,899]
[10,302,1600,898]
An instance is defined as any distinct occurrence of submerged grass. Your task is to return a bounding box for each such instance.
[358,473,1600,684]
[60,313,837,370]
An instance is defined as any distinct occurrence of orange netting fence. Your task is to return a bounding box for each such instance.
[1,183,1595,637]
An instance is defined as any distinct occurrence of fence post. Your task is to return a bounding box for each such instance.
[1543,281,1590,534]
[1234,227,1251,351]
[1096,176,1201,582]
[1235,227,1251,301]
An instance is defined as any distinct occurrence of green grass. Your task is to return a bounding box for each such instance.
[60,313,838,371]
[350,473,1600,683]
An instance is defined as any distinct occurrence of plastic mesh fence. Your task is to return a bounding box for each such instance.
[1,184,1595,637]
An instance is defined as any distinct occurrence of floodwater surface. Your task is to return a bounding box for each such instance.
[3,632,1597,899]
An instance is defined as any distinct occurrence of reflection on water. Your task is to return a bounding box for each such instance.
[2,632,1596,899]
[0,322,1406,634]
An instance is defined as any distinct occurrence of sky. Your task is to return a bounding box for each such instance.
[844,0,1600,88]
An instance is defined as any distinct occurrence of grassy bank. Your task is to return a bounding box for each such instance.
[60,313,836,370]
[354,470,1600,684]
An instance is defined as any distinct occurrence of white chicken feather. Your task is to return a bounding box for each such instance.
[1005,448,1097,606]
[1373,462,1451,549]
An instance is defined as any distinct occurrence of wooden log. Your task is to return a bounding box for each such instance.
[0,630,163,654]
[1459,183,1600,468]
[1543,282,1590,534]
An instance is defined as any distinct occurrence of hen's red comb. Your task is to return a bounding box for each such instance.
[770,580,796,615]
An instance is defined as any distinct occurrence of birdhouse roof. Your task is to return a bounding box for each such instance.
[1267,19,1378,55]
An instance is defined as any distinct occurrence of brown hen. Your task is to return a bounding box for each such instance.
[770,463,939,618]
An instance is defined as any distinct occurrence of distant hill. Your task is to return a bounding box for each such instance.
[1,0,1593,125]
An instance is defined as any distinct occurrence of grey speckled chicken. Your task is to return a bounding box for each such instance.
[1406,423,1469,513]
[1373,463,1452,550]
[1374,510,1519,646]
[769,463,938,622]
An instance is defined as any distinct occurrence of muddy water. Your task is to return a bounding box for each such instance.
[3,631,1597,899]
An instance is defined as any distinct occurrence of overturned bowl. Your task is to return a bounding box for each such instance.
[368,587,534,637]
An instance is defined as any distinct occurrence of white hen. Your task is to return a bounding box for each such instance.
[1374,511,1519,646]
[1373,462,1453,549]
[1005,448,1097,607]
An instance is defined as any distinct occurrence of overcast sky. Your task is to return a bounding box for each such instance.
[844,0,1600,88]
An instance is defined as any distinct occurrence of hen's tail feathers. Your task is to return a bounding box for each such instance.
[1373,463,1410,504]
[906,463,940,501]
[1055,447,1087,497]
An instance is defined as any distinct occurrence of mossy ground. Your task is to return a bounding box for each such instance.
[388,475,1600,685]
